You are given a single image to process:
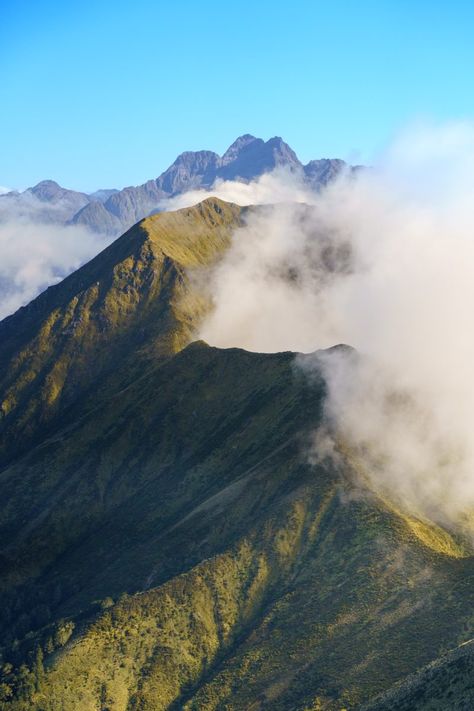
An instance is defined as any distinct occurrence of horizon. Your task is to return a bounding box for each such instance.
[0,133,349,194]
[3,0,474,191]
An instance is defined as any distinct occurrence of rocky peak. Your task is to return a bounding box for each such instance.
[29,180,64,202]
[221,134,259,165]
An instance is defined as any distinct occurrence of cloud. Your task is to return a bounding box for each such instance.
[0,187,12,195]
[4,121,474,529]
[197,200,351,353]
[158,167,316,212]
[192,119,474,530]
[0,221,112,320]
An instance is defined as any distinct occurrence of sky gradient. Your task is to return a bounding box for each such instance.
[2,0,474,191]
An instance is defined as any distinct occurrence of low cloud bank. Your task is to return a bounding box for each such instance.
[0,222,112,319]
[194,120,474,529]
[158,168,316,212]
[0,169,318,322]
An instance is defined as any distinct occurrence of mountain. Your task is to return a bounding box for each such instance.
[0,136,352,236]
[75,136,350,235]
[88,189,119,203]
[363,640,474,710]
[0,198,243,464]
[0,180,90,224]
[1,197,471,710]
[216,134,301,181]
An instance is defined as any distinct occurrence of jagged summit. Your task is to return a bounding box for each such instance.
[217,134,301,181]
[221,133,258,163]
[155,149,220,195]
[1,135,355,233]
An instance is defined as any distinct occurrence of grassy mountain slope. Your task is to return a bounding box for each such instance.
[2,339,473,710]
[0,197,473,710]
[0,198,243,464]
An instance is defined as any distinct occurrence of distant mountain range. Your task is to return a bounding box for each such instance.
[0,135,352,235]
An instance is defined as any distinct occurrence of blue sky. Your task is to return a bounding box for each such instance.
[2,0,474,191]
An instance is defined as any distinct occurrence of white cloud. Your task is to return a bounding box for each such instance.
[158,167,316,211]
[0,221,112,320]
[4,121,474,530]
[193,120,474,530]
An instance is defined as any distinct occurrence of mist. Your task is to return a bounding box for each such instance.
[194,120,474,530]
[0,221,112,320]
[3,121,474,528]
[158,167,317,212]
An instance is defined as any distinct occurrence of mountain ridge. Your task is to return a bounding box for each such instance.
[0,135,353,235]
[0,197,244,466]
[1,197,472,710]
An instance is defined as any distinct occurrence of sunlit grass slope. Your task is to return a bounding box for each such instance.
[0,198,243,464]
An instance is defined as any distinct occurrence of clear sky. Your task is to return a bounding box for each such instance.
[2,0,474,191]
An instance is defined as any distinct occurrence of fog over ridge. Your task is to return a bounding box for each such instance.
[3,120,474,529]
[0,222,113,320]
[195,120,474,530]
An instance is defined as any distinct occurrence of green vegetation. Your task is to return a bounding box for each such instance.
[0,198,473,709]
[363,640,474,710]
[0,198,243,464]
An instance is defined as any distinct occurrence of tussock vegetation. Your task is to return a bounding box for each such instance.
[0,198,242,464]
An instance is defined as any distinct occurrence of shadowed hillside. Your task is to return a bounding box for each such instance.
[363,639,474,710]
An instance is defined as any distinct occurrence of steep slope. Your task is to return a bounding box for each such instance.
[1,197,472,710]
[304,158,348,189]
[0,197,243,464]
[69,199,122,235]
[363,639,474,710]
[0,340,473,710]
[216,135,301,181]
[88,188,119,203]
[156,150,221,194]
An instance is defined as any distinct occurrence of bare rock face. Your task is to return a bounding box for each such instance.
[304,157,348,189]
[155,150,221,194]
[69,199,122,235]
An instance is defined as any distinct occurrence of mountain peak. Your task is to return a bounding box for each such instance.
[30,179,63,200]
[221,134,259,164]
[303,158,348,188]
[267,135,284,145]
[155,150,220,195]
[265,136,300,166]
[217,134,301,181]
[29,179,89,204]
